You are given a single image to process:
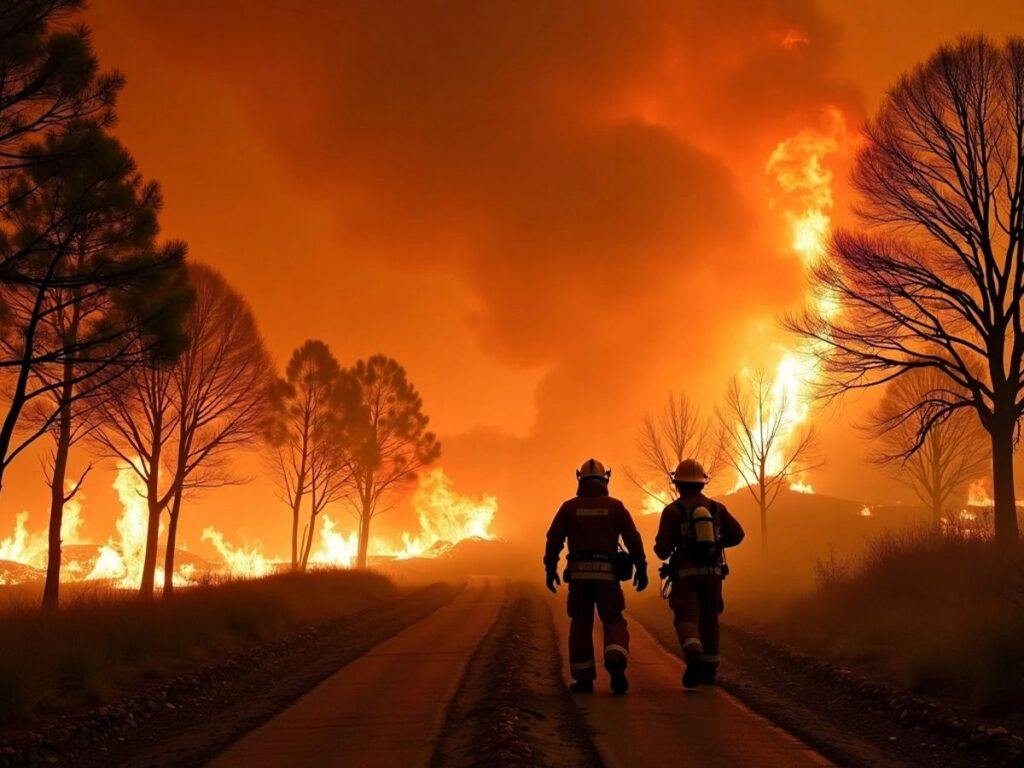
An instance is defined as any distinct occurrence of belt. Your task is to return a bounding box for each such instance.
[566,554,616,581]
[676,565,723,578]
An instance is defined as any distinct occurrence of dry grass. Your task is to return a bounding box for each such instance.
[778,527,1024,711]
[0,569,394,724]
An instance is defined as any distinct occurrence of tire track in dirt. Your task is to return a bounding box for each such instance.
[432,581,601,768]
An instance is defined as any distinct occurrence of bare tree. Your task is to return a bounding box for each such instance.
[719,369,819,552]
[869,369,989,525]
[161,264,273,596]
[297,374,367,571]
[787,37,1024,542]
[266,341,366,571]
[346,356,440,569]
[628,392,725,503]
[0,124,189,608]
[92,360,177,598]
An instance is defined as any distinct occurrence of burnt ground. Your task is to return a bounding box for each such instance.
[630,595,1024,768]
[0,582,460,768]
[432,581,601,768]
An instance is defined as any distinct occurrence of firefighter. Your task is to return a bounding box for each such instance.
[545,458,648,695]
[655,459,744,689]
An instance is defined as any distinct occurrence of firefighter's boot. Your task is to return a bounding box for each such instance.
[570,678,594,694]
[682,663,701,689]
[700,655,719,685]
[605,651,629,695]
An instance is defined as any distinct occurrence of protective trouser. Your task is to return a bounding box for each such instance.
[668,575,722,670]
[566,580,629,681]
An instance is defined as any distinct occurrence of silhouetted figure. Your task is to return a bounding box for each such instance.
[545,459,648,694]
[655,459,744,689]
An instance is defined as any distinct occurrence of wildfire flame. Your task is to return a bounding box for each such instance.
[201,527,273,579]
[311,515,359,569]
[966,480,994,508]
[789,480,815,494]
[730,107,847,491]
[0,465,497,587]
[313,468,498,565]
[640,482,673,515]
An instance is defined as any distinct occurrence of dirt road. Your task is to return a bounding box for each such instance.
[207,577,504,768]
[548,594,832,768]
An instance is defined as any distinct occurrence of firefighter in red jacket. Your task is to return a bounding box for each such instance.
[655,459,744,689]
[545,458,648,694]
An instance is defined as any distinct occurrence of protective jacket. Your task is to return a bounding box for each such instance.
[653,493,744,578]
[544,480,646,580]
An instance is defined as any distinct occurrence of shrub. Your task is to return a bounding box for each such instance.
[779,527,1024,710]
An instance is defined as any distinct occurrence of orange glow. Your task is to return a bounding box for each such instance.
[729,108,847,490]
[640,483,673,516]
[0,3,1012,568]
[966,481,994,508]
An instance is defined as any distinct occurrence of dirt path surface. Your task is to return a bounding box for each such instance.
[548,591,831,768]
[432,582,600,768]
[208,576,505,768]
[59,583,461,768]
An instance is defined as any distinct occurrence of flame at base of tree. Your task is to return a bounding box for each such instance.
[312,467,497,567]
[0,465,498,586]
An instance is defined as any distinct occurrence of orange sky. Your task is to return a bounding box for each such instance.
[4,1,1024,562]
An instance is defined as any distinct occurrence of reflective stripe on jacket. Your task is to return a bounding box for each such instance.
[544,483,646,573]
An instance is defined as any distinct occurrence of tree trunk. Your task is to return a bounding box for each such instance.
[759,495,768,552]
[139,408,164,598]
[139,492,162,599]
[163,488,183,598]
[42,341,77,611]
[758,464,768,553]
[990,415,1019,543]
[290,491,304,571]
[42,397,73,610]
[356,503,371,570]
[300,512,317,571]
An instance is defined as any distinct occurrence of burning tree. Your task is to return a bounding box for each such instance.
[788,37,1024,542]
[868,369,989,526]
[265,341,368,571]
[160,264,273,596]
[0,124,189,608]
[629,392,725,503]
[346,356,440,570]
[93,267,275,599]
[719,369,819,552]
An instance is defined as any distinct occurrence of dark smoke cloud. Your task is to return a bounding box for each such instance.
[85,1,868,544]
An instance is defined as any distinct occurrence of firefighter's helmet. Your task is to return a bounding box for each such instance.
[672,459,709,485]
[576,458,611,483]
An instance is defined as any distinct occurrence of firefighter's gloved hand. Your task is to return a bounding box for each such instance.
[633,565,649,592]
[545,569,561,593]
